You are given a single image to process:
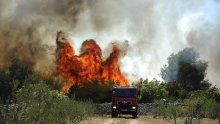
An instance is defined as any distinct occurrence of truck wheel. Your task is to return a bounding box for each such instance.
[132,112,137,118]
[112,112,118,118]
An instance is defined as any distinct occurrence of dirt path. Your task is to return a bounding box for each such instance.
[80,115,218,124]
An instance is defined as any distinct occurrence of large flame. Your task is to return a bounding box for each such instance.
[56,31,128,93]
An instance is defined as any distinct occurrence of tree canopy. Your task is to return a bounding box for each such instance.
[161,48,209,91]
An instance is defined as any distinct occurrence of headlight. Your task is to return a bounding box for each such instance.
[132,106,136,109]
[113,106,117,109]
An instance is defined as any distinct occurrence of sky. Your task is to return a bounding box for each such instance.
[0,0,220,87]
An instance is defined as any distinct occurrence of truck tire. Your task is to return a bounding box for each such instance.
[132,111,137,118]
[112,112,118,118]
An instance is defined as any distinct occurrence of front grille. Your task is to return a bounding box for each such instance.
[117,101,131,109]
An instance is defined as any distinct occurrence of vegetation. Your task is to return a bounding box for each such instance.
[0,58,95,123]
[150,48,220,123]
[139,79,168,103]
[68,80,114,103]
[153,100,186,124]
[0,58,32,103]
[160,48,210,91]
[13,82,95,123]
[1,47,220,123]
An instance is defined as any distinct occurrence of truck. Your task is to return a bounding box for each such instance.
[111,85,139,118]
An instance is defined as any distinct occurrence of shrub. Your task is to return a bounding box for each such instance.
[69,80,114,103]
[184,93,220,120]
[11,81,95,123]
[153,100,186,124]
[139,79,168,103]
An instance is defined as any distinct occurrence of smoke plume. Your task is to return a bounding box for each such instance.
[0,0,220,87]
[0,0,85,70]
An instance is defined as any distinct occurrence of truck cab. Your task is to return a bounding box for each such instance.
[111,86,138,118]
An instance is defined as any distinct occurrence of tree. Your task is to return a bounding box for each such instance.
[167,81,187,99]
[161,48,209,91]
[0,69,10,102]
[0,58,33,103]
[139,79,168,103]
[9,58,33,84]
[69,80,114,103]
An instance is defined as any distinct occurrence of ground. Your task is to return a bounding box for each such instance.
[80,114,219,124]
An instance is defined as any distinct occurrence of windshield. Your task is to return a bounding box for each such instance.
[113,89,136,97]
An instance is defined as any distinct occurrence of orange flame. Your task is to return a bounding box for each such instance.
[56,31,128,93]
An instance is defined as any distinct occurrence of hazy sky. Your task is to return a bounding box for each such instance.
[0,0,220,87]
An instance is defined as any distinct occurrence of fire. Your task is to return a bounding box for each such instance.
[56,31,128,93]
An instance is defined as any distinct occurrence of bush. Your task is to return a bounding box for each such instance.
[24,72,64,90]
[0,58,33,103]
[139,79,168,103]
[153,100,186,124]
[184,94,220,119]
[69,80,114,103]
[167,81,187,99]
[9,81,95,123]
[0,69,11,103]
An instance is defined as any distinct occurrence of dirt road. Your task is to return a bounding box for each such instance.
[80,115,218,124]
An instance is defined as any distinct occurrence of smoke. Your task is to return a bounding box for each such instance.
[68,0,220,87]
[187,23,220,87]
[0,0,85,70]
[1,0,220,87]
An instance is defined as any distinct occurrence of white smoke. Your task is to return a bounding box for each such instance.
[1,0,220,87]
[68,0,220,87]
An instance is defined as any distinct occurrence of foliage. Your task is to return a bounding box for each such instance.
[24,72,64,90]
[153,100,186,124]
[139,79,168,103]
[207,86,220,102]
[0,58,96,123]
[0,57,66,103]
[184,92,220,119]
[11,81,95,123]
[0,58,33,103]
[69,80,114,103]
[0,69,11,102]
[1,49,220,122]
[9,58,33,84]
[167,81,187,99]
[161,48,209,91]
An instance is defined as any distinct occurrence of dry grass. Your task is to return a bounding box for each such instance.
[80,114,219,124]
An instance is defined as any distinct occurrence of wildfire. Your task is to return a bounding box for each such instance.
[56,31,128,93]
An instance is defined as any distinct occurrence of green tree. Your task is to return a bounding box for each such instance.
[161,48,209,91]
[0,58,33,103]
[139,79,168,103]
[167,81,187,99]
[69,80,114,103]
[0,69,10,102]
[9,58,33,83]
